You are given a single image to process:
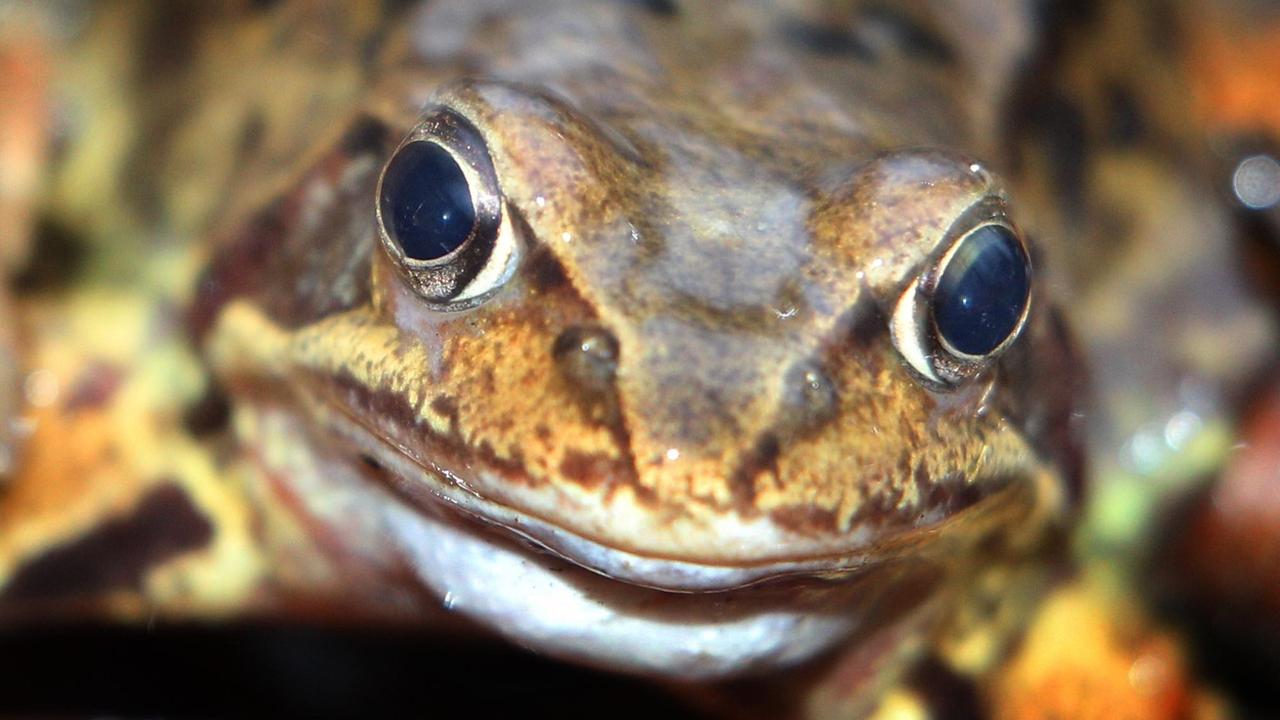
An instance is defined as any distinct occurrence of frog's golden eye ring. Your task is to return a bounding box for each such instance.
[891,199,1032,387]
[376,109,520,308]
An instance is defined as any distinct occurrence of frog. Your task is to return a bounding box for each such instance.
[185,0,1082,705]
[5,0,1276,717]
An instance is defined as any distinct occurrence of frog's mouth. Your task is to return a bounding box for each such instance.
[291,381,977,679]
[266,356,1060,679]
[302,367,1048,596]
[375,469,951,679]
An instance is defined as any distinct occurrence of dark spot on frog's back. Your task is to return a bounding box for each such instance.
[616,0,678,17]
[1028,0,1101,37]
[861,3,956,65]
[728,433,781,507]
[237,109,266,159]
[781,5,954,64]
[1143,2,1184,59]
[922,471,989,517]
[907,656,983,720]
[781,19,875,60]
[769,504,840,536]
[15,217,88,292]
[1104,81,1147,147]
[1028,91,1090,223]
[1,485,213,603]
[183,382,232,437]
[138,4,203,77]
[430,396,460,428]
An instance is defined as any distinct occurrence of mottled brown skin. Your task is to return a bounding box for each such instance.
[199,1,1077,567]
[180,5,1088,705]
[199,0,1084,634]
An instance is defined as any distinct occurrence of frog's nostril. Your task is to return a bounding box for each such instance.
[553,325,620,392]
[553,325,622,424]
[777,362,838,439]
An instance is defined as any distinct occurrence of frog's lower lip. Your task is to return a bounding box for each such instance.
[257,379,950,678]
[309,380,1035,593]
[330,412,854,592]
[370,474,947,679]
[360,438,864,592]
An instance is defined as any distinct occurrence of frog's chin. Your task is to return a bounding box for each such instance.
[252,400,952,680]
[378,485,938,679]
[299,398,985,678]
[304,414,969,678]
[342,428,990,678]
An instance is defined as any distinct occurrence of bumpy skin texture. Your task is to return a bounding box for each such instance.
[0,0,1082,709]
[200,0,1077,561]
[185,1,1083,689]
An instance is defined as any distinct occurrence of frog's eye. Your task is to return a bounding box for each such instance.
[381,142,475,261]
[932,225,1030,357]
[891,216,1031,387]
[376,110,519,308]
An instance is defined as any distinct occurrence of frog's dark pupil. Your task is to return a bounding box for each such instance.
[932,225,1029,356]
[380,141,476,261]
